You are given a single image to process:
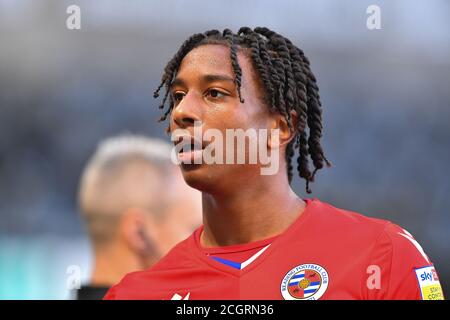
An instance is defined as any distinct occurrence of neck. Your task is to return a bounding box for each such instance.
[200,172,306,247]
[90,245,150,287]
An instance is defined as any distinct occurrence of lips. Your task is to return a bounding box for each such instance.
[175,135,203,151]
[174,135,206,164]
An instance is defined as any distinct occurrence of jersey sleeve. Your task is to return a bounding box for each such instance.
[365,223,444,300]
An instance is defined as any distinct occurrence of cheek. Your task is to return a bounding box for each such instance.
[204,102,258,131]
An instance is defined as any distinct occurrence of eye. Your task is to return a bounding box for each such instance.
[172,91,185,102]
[206,89,226,99]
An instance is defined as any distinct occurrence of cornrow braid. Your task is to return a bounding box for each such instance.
[153,32,206,121]
[222,29,245,103]
[237,27,276,111]
[253,27,314,185]
[154,27,331,193]
[282,35,333,178]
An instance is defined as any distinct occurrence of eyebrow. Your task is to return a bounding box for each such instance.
[171,74,235,88]
[203,74,235,83]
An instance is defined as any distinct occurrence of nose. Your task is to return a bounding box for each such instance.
[171,93,201,129]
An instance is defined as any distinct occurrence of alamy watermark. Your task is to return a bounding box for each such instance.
[170,121,280,176]
[366,5,382,30]
[66,264,82,290]
[66,5,81,30]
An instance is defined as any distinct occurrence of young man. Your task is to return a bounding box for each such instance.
[104,27,444,300]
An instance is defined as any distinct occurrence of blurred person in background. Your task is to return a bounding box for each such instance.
[75,134,201,299]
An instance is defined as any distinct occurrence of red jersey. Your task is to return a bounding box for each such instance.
[104,198,444,300]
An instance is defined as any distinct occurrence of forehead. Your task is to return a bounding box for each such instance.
[177,44,236,77]
[174,43,267,111]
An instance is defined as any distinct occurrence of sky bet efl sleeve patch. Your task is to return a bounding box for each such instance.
[414,265,444,300]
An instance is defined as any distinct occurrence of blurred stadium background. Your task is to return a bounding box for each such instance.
[0,0,449,299]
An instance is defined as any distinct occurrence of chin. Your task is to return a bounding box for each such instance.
[180,163,255,194]
[179,163,226,193]
[180,164,212,192]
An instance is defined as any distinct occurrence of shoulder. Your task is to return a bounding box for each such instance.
[313,199,429,258]
[312,199,443,299]
[311,198,393,240]
[364,222,442,299]
[308,198,434,264]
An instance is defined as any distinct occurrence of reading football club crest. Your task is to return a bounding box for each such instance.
[281,263,329,300]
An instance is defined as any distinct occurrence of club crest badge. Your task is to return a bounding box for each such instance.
[281,263,329,300]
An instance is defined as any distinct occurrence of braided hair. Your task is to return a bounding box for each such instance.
[154,27,332,194]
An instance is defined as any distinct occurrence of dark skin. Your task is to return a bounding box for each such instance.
[169,44,306,247]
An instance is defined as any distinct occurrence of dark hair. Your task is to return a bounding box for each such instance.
[154,27,332,194]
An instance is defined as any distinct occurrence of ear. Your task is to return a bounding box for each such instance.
[267,110,298,149]
[119,207,157,256]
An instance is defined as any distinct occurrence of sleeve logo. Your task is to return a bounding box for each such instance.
[415,265,444,300]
